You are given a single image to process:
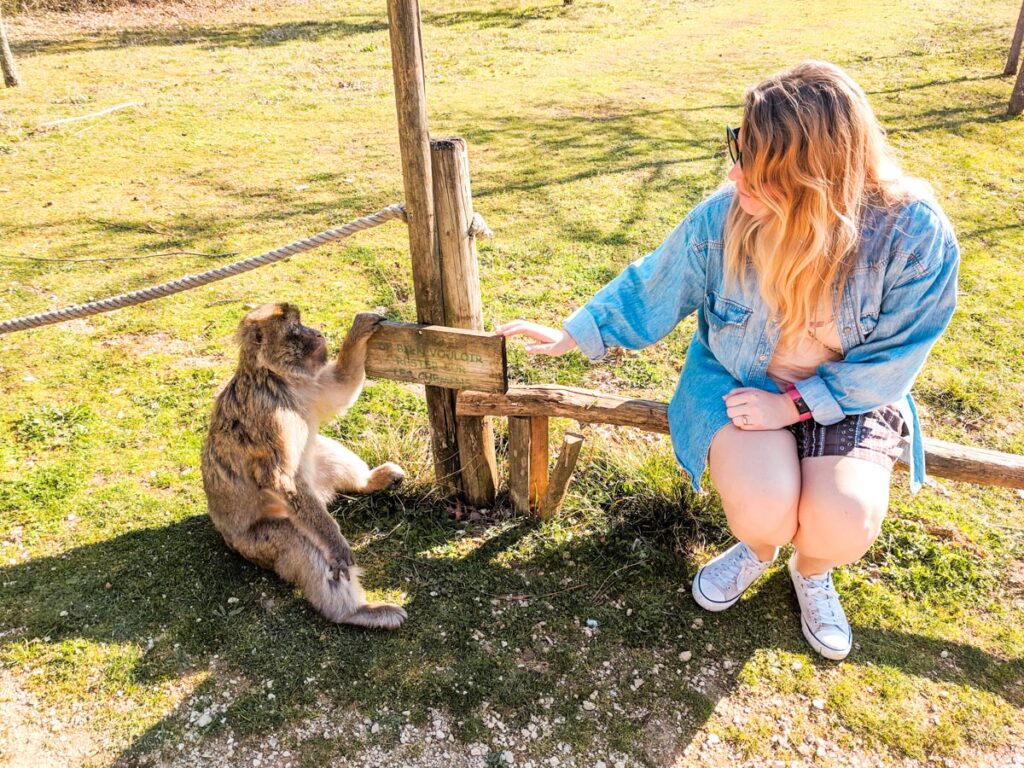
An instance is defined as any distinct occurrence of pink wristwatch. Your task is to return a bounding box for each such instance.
[785,384,813,422]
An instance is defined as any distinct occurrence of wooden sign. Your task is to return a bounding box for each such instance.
[365,321,508,393]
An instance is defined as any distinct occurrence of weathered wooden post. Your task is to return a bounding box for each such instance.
[387,0,462,494]
[431,137,498,506]
[386,0,499,505]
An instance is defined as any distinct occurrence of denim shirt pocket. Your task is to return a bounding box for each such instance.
[704,290,753,364]
[849,261,885,344]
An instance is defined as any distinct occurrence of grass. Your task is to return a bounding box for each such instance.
[1,0,1023,765]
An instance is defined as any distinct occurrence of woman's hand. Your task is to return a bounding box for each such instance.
[495,320,578,356]
[723,387,801,431]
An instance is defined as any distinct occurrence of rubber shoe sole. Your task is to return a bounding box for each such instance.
[691,569,742,612]
[799,614,852,661]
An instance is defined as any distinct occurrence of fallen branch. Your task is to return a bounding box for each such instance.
[34,102,138,133]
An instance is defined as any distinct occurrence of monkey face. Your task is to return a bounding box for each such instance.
[239,304,328,375]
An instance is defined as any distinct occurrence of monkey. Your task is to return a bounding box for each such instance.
[201,304,407,629]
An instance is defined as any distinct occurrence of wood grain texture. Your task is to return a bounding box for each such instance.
[430,136,497,506]
[539,433,584,520]
[365,321,508,392]
[387,0,458,492]
[528,416,549,510]
[458,385,1024,489]
[508,416,532,514]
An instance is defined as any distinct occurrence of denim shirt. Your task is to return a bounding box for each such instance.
[563,184,960,493]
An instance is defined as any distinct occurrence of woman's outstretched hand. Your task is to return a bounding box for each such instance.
[495,320,578,356]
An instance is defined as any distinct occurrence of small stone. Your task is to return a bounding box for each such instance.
[678,651,692,662]
[227,597,239,604]
[196,712,213,727]
[812,698,825,710]
[692,617,704,629]
[582,700,596,711]
[585,618,599,628]
[791,660,803,671]
[940,650,949,658]
[501,750,514,764]
[370,722,380,734]
[707,733,720,745]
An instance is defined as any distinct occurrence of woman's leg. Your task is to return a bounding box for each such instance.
[692,424,802,612]
[788,454,891,659]
[791,455,890,575]
[708,424,802,560]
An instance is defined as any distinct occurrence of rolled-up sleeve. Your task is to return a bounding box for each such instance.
[563,204,713,361]
[796,201,959,423]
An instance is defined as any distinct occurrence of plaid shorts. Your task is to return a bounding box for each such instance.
[786,404,910,470]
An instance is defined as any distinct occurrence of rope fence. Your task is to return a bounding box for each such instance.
[0,203,410,336]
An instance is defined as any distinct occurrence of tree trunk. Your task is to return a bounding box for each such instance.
[1010,61,1024,115]
[0,8,21,88]
[1006,1,1024,76]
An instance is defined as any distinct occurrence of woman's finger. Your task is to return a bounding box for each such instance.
[725,387,757,398]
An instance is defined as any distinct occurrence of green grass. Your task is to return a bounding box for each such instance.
[1,0,1023,765]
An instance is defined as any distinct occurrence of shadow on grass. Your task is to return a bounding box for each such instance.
[1,489,1019,765]
[12,17,389,55]
[11,2,573,57]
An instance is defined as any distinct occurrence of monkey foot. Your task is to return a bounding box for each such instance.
[368,462,405,491]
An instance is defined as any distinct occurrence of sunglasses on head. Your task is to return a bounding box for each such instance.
[726,125,742,167]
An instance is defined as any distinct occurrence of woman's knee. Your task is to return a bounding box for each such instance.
[721,486,799,545]
[710,425,801,546]
[795,491,886,561]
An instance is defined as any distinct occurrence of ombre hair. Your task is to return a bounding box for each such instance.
[724,61,928,347]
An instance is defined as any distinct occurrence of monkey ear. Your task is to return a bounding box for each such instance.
[236,318,264,348]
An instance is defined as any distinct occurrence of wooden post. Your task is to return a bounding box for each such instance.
[431,137,498,506]
[1005,0,1024,76]
[386,0,461,493]
[539,433,585,519]
[528,416,549,510]
[508,416,532,514]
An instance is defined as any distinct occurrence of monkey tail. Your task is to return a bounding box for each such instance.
[275,536,406,630]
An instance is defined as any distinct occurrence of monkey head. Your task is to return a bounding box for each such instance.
[236,303,327,376]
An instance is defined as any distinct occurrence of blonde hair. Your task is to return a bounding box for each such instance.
[724,61,926,346]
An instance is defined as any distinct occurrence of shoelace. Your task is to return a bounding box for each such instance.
[707,547,764,593]
[802,575,843,627]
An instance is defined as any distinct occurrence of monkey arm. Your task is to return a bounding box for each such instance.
[310,312,383,421]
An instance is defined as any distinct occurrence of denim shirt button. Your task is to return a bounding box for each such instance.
[843,326,852,333]
[758,354,768,361]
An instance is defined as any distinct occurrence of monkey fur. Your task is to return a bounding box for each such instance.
[201,304,407,630]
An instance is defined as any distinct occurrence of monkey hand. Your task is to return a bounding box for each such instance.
[346,311,386,344]
[328,537,355,582]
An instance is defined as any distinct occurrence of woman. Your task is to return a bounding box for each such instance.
[497,61,959,660]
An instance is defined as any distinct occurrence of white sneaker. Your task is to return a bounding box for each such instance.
[788,556,852,660]
[692,542,776,612]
